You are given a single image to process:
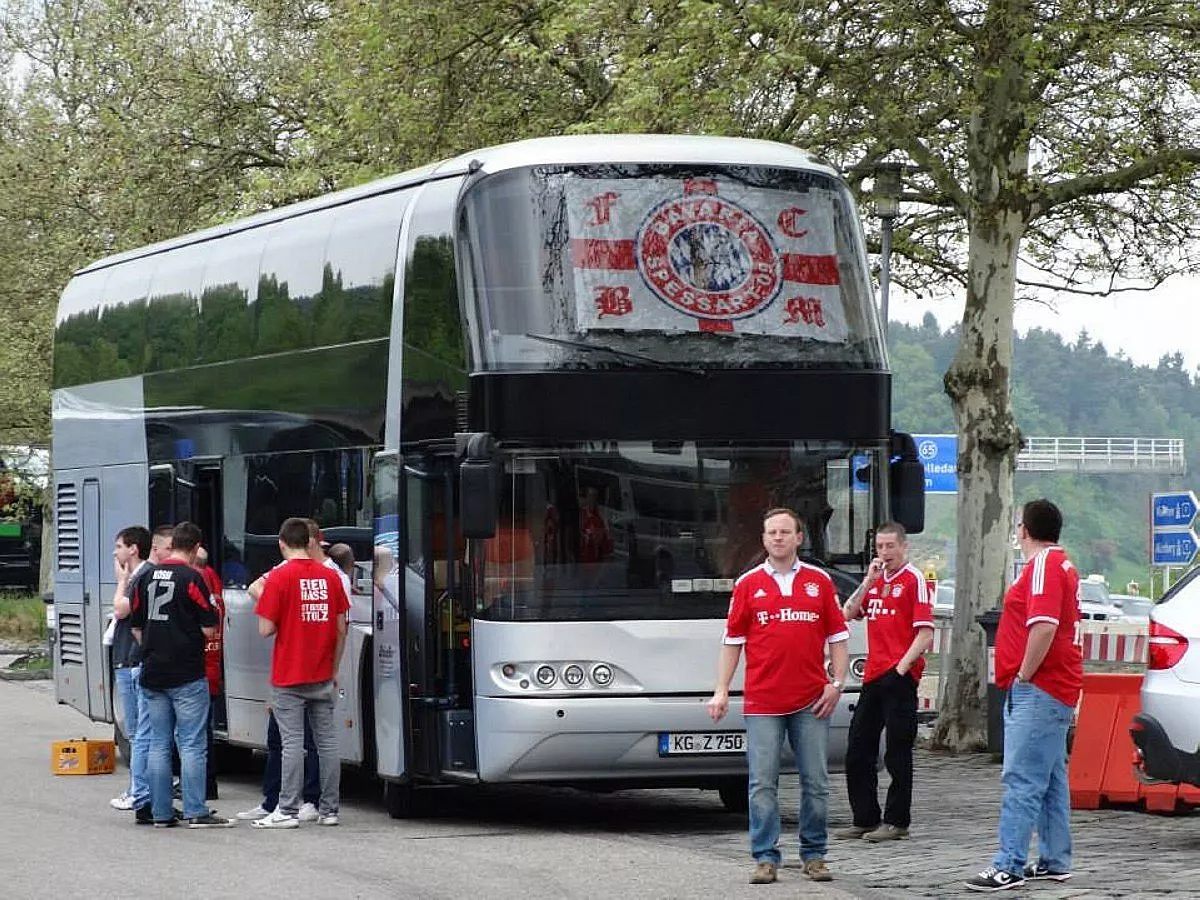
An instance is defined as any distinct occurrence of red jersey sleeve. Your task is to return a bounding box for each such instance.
[823,581,850,643]
[724,578,752,644]
[910,569,935,629]
[1027,551,1070,626]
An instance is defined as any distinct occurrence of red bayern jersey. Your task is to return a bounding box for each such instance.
[199,566,224,695]
[855,563,935,684]
[724,560,850,715]
[994,546,1083,707]
[255,557,350,687]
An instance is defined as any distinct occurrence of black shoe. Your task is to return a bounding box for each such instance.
[1024,862,1072,882]
[206,788,219,801]
[136,804,183,824]
[965,866,1026,892]
[186,813,235,829]
[153,818,178,829]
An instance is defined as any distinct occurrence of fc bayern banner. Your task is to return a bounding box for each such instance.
[563,177,848,341]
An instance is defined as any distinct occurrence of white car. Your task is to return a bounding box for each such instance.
[1131,568,1200,787]
[1078,578,1128,622]
[1109,593,1155,626]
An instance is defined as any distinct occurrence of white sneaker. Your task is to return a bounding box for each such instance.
[235,804,271,821]
[297,802,319,822]
[318,813,339,826]
[110,793,135,811]
[250,809,299,829]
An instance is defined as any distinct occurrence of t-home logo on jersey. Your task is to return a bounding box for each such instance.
[756,607,820,625]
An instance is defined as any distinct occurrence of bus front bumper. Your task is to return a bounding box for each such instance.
[473,692,854,784]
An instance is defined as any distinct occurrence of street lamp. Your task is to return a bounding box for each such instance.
[873,164,903,344]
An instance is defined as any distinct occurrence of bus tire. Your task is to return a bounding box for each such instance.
[717,777,749,814]
[114,723,130,768]
[383,780,416,819]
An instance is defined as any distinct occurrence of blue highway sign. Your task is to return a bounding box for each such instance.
[1152,491,1198,530]
[1151,529,1199,567]
[914,434,957,494]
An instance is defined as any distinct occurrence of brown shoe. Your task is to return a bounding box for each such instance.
[803,859,833,882]
[749,861,778,884]
[833,824,873,840]
[863,824,909,842]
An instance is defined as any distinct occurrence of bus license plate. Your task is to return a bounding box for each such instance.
[658,731,746,756]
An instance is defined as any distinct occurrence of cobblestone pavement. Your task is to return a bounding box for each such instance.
[641,749,1200,898]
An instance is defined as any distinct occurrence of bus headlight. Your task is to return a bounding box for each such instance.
[591,663,614,686]
[850,657,867,680]
[562,664,585,686]
[534,665,557,687]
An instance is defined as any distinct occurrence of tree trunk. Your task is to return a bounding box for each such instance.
[932,208,1024,752]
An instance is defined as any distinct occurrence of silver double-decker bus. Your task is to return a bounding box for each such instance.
[49,135,924,815]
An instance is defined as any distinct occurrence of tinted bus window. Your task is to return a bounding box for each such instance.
[255,207,337,355]
[199,226,270,364]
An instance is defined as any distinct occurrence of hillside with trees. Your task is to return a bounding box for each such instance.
[892,314,1200,594]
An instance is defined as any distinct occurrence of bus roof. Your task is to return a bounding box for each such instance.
[75,134,835,277]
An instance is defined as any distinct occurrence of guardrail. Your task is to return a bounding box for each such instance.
[1017,436,1186,474]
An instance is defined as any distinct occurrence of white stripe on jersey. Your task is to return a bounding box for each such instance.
[1030,549,1048,596]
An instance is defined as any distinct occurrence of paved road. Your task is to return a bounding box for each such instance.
[4,678,1196,898]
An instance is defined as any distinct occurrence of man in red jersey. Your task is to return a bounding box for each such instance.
[966,499,1082,892]
[194,545,224,801]
[252,517,350,829]
[836,522,934,843]
[707,508,849,885]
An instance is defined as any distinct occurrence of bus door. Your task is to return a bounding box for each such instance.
[372,451,408,784]
[174,460,226,728]
[81,479,111,720]
[403,454,476,780]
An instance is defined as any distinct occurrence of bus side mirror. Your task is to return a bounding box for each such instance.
[889,431,926,535]
[458,432,498,539]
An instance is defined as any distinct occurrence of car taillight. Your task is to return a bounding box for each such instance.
[1147,620,1189,671]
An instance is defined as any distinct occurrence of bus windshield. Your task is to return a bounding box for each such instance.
[473,441,880,621]
[460,163,883,372]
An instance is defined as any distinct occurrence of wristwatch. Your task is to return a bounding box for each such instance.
[830,679,843,691]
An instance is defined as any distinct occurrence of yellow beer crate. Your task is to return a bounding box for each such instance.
[51,738,116,775]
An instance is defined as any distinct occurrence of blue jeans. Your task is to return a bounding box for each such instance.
[144,678,211,821]
[992,682,1073,876]
[263,709,320,810]
[117,665,152,807]
[745,709,830,865]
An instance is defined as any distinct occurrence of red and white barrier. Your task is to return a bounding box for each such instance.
[926,619,1147,664]
[1076,621,1148,664]
[917,620,1148,715]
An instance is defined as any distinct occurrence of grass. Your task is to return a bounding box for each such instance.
[0,592,46,643]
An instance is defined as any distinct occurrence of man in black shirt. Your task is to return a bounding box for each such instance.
[130,522,233,829]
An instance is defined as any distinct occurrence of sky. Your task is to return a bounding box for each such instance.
[889,274,1199,373]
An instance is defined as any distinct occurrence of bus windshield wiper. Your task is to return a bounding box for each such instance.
[524,333,705,377]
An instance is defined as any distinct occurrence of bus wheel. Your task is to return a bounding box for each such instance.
[114,723,130,768]
[717,778,749,814]
[383,781,416,819]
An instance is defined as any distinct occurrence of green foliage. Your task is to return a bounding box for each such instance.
[892,320,1200,590]
[0,593,45,642]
